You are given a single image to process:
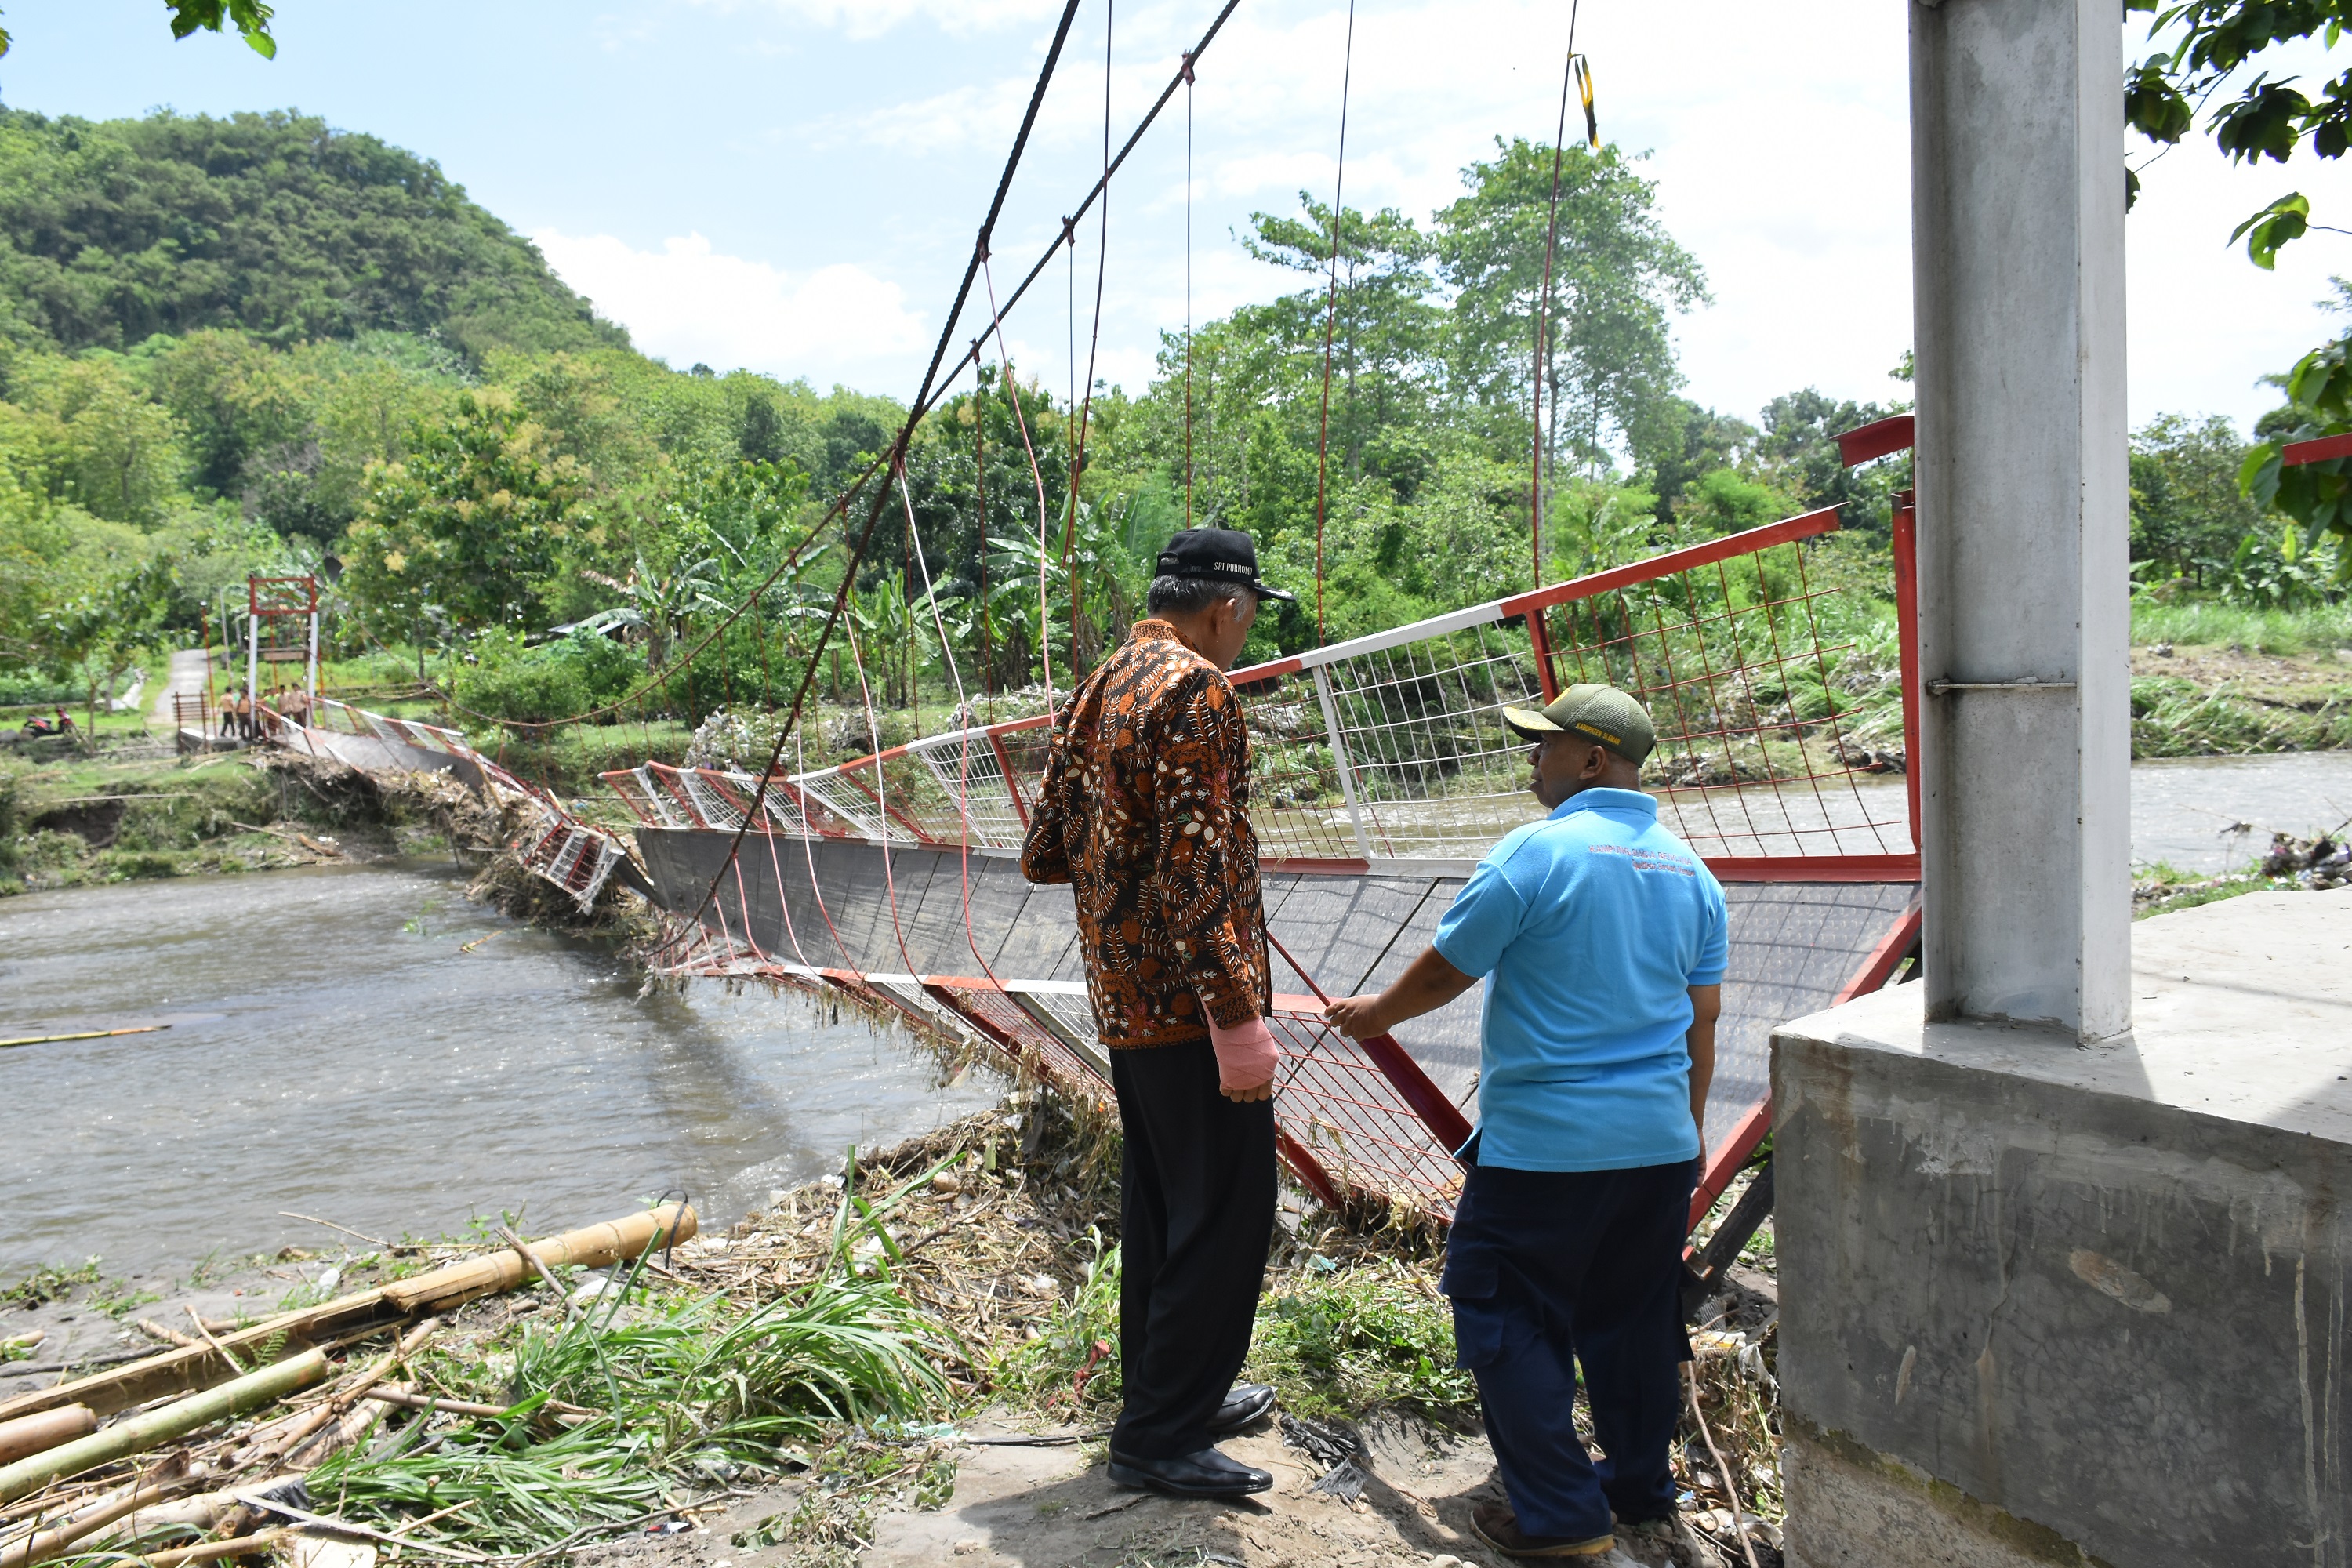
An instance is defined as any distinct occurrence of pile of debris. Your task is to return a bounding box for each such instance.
[2261,829,2352,889]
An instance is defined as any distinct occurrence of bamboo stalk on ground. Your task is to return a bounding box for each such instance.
[0,1352,327,1506]
[132,1527,284,1566]
[0,1206,695,1425]
[0,1473,187,1568]
[0,1412,94,1469]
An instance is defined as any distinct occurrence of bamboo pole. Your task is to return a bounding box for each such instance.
[0,1475,182,1568]
[380,1203,695,1316]
[0,1204,695,1425]
[132,1529,284,1566]
[0,1351,326,1506]
[0,1411,93,1468]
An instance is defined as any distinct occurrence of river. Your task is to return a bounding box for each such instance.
[0,860,1000,1280]
[2,751,2347,1283]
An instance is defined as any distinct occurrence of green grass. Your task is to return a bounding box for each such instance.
[293,1152,965,1559]
[2132,859,2297,918]
[2130,600,2352,656]
[0,1258,101,1308]
[1244,1255,1475,1425]
[2129,676,2352,756]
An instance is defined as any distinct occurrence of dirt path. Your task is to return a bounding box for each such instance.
[149,648,212,731]
[597,1417,1728,1568]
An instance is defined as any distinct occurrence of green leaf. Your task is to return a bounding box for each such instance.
[2239,441,2285,509]
[2229,191,2309,267]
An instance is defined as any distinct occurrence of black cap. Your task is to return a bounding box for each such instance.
[1154,527,1296,603]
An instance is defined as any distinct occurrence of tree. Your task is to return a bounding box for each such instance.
[35,557,174,745]
[1435,138,1708,487]
[2241,281,2352,554]
[2131,412,2265,584]
[2125,0,2352,266]
[341,388,583,640]
[0,108,628,360]
[0,0,277,60]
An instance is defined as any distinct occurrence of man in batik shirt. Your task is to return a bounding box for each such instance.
[1020,527,1294,1499]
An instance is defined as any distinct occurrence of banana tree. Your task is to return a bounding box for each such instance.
[579,554,728,670]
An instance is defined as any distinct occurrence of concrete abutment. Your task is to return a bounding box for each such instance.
[1773,890,2352,1566]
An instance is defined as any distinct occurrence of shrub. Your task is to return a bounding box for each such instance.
[452,629,642,724]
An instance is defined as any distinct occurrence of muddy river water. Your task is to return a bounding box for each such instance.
[1,751,2347,1281]
[0,862,998,1279]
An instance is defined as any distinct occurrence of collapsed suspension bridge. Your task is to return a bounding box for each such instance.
[252,1,1926,1256]
[256,412,1929,1249]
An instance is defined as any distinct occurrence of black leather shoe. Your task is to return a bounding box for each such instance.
[1107,1446,1274,1497]
[1207,1383,1276,1437]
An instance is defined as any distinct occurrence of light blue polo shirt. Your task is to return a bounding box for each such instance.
[1432,787,1729,1173]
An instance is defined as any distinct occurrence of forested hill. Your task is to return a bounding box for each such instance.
[0,107,626,361]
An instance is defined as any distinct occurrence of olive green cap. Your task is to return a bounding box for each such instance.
[1501,683,1657,764]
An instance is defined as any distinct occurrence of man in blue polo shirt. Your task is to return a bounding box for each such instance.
[1325,683,1726,1563]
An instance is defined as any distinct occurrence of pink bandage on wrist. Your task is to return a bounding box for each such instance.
[1206,1012,1279,1093]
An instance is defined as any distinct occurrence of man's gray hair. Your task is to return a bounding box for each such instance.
[1145,575,1250,618]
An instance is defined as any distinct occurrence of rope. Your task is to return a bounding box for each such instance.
[841,588,922,981]
[973,349,992,699]
[982,257,1057,706]
[899,464,1014,990]
[1530,0,1583,587]
[1309,0,1359,644]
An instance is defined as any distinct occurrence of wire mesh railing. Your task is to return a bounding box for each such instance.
[613,504,1916,875]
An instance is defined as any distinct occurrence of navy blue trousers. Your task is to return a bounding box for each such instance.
[1441,1152,1697,1541]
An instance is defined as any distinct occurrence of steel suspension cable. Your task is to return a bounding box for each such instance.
[912,0,1243,426]
[1061,0,1116,669]
[1183,48,1196,529]
[673,0,1087,938]
[1531,0,1583,588]
[1309,0,1358,644]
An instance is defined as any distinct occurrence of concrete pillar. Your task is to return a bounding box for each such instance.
[1911,0,2131,1040]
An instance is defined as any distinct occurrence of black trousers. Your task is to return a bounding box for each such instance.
[1440,1152,1697,1541]
[1109,1038,1277,1459]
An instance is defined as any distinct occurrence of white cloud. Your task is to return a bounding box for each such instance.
[532,230,929,387]
[579,1,2342,430]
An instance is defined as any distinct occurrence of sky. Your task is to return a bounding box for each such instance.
[3,0,2347,437]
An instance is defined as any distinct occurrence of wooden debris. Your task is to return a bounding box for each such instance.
[132,1527,285,1566]
[380,1204,695,1316]
[0,1026,169,1051]
[133,1323,202,1352]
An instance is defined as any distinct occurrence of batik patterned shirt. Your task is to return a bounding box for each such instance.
[1018,619,1269,1047]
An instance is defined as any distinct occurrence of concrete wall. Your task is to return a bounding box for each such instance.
[1774,889,2352,1566]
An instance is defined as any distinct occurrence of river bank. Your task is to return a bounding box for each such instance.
[0,1102,1786,1568]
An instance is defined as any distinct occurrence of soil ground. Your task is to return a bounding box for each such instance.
[2131,639,2352,702]
[573,1416,1742,1568]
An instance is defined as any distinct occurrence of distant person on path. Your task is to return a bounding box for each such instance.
[1019,527,1298,1501]
[1326,684,1726,1563]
